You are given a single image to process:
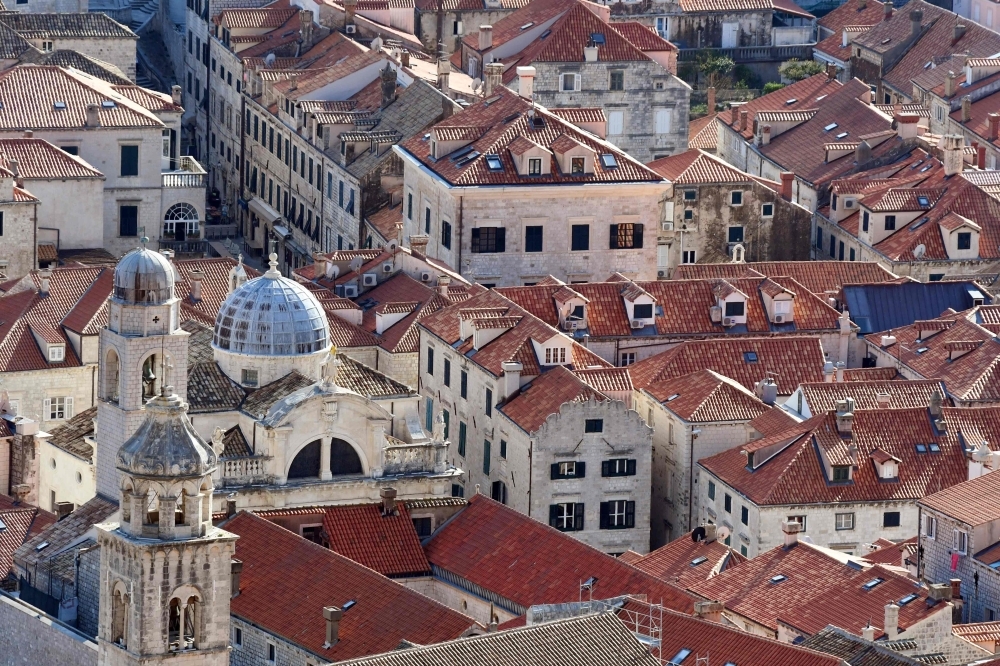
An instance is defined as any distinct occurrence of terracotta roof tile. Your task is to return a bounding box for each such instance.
[15,495,116,569]
[750,406,798,436]
[241,370,315,417]
[688,114,719,151]
[424,495,696,613]
[0,495,56,579]
[717,74,842,142]
[650,148,764,185]
[672,261,896,295]
[631,530,746,587]
[45,405,96,461]
[336,355,413,397]
[217,6,297,28]
[646,370,771,422]
[798,379,948,413]
[862,535,917,567]
[613,21,676,50]
[226,512,476,660]
[0,139,105,180]
[574,366,632,393]
[320,503,430,576]
[500,365,606,433]
[548,106,606,124]
[0,11,136,39]
[919,467,1000,526]
[365,202,402,242]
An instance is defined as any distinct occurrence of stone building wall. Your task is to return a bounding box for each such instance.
[374,348,418,389]
[671,10,771,49]
[39,439,95,512]
[29,176,106,252]
[32,36,137,81]
[77,546,101,638]
[0,198,38,281]
[230,615,325,666]
[0,592,97,666]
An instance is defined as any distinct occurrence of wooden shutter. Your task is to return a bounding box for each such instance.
[496,227,506,253]
[625,501,635,528]
[471,228,481,253]
[65,397,73,419]
[655,109,671,135]
[626,459,637,475]
[576,462,586,478]
[549,504,559,527]
[599,502,609,529]
[601,461,610,477]
[574,503,585,531]
[551,463,561,480]
[633,224,644,249]
[43,398,51,421]
[608,111,623,136]
[609,224,618,249]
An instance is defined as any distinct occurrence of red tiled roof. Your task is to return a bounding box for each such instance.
[398,92,660,186]
[814,0,885,61]
[365,202,402,242]
[631,531,746,587]
[672,261,896,296]
[226,512,476,659]
[649,149,772,186]
[218,5,297,28]
[679,0,770,10]
[460,0,576,54]
[717,74,841,142]
[500,365,606,433]
[548,106,606,124]
[645,370,770,423]
[798,379,948,413]
[952,621,1000,643]
[862,535,917,567]
[613,21,676,50]
[700,407,970,506]
[321,503,430,576]
[574,366,633,393]
[505,3,650,65]
[0,494,56,579]
[423,494,696,613]
[0,138,104,179]
[750,406,798,436]
[919,468,1000,526]
[688,114,719,151]
[690,542,941,636]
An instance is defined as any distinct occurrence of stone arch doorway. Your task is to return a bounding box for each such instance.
[164,202,199,242]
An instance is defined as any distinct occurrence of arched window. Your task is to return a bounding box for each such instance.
[330,439,363,476]
[168,592,200,651]
[111,586,128,647]
[142,354,159,400]
[175,489,187,527]
[105,349,120,404]
[145,488,159,527]
[288,440,321,479]
[163,202,199,239]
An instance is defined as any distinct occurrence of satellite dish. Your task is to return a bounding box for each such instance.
[349,256,364,272]
[913,243,926,259]
[691,526,707,542]
[716,525,732,542]
[472,77,483,92]
[371,36,383,52]
[263,53,276,68]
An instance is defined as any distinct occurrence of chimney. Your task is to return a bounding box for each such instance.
[409,233,429,256]
[928,583,953,600]
[323,606,344,647]
[951,578,962,599]
[944,70,957,97]
[693,601,724,623]
[9,158,18,180]
[989,113,1000,141]
[780,172,794,200]
[876,392,890,408]
[584,43,599,62]
[438,274,451,296]
[437,57,451,98]
[978,145,986,169]
[823,360,835,382]
[761,124,771,146]
[225,497,237,518]
[380,486,398,516]
[731,105,739,126]
[962,95,972,123]
[782,519,801,547]
[826,62,838,80]
[39,268,51,295]
[910,9,922,37]
[478,25,493,50]
[883,0,892,20]
[484,62,504,96]
[231,559,243,597]
[22,129,32,138]
[703,523,718,541]
[930,389,943,416]
[884,602,899,637]
[299,9,314,49]
[856,139,873,164]
[835,397,855,434]
[739,108,748,132]
[171,84,182,106]
[381,64,397,109]
[858,0,866,7]
[189,269,204,301]
[835,361,845,383]
[55,501,73,520]
[862,624,877,641]
[85,104,100,128]
[707,86,716,112]
[442,94,455,120]
[345,0,356,26]
[942,134,965,176]
[313,253,327,280]
[516,66,535,99]
[502,361,522,399]
[954,24,967,44]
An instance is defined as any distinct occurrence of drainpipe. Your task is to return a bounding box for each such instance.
[688,428,700,532]
[457,195,463,279]
[527,439,532,517]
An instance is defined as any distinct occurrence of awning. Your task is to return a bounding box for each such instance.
[285,237,309,257]
[272,224,291,239]
[249,197,281,224]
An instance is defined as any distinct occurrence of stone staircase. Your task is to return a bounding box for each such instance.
[128,0,157,31]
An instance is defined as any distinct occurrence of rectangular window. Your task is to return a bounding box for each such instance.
[621,352,635,366]
[958,232,972,250]
[708,480,716,500]
[412,516,432,537]
[762,203,774,217]
[544,347,566,364]
[741,506,749,525]
[925,515,936,538]
[443,359,451,386]
[120,145,139,177]
[884,214,896,231]
[883,511,901,528]
[836,512,855,530]
[561,73,578,91]
[829,235,836,258]
[730,191,743,206]
[483,440,491,474]
[525,225,543,252]
[571,157,585,174]
[552,461,586,479]
[724,493,732,513]
[728,226,744,243]
[585,419,603,433]
[610,222,644,249]
[608,110,624,135]
[600,500,635,529]
[550,503,584,531]
[787,515,807,531]
[682,250,696,264]
[452,483,465,498]
[267,642,276,663]
[571,224,590,251]
[425,207,431,233]
[833,466,850,482]
[234,627,242,647]
[241,369,258,387]
[724,301,744,317]
[46,396,72,420]
[655,109,671,135]
[460,371,467,399]
[442,220,452,249]
[471,227,505,253]
[602,459,636,477]
[528,158,542,175]
[610,70,624,91]
[119,205,138,237]
[838,240,845,261]
[955,529,968,553]
[339,181,345,206]
[500,439,506,459]
[407,193,413,219]
[426,347,434,375]
[458,421,467,457]
[633,303,653,319]
[485,388,493,416]
[862,210,869,232]
[816,227,823,249]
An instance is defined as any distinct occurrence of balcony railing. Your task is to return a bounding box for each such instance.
[204,224,238,239]
[162,156,207,188]
[677,44,814,63]
[158,239,207,254]
[220,456,273,488]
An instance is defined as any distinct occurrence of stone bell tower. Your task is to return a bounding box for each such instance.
[96,386,236,666]
[96,244,189,499]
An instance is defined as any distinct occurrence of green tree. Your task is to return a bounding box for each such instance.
[763,82,785,94]
[779,58,825,82]
[697,53,735,88]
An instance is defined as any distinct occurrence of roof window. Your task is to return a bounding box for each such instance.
[920,164,932,172]
[824,122,838,131]
[816,94,827,101]
[485,154,503,171]
[785,98,797,105]
[590,32,606,44]
[929,442,941,452]
[600,154,618,169]
[101,100,116,108]
[666,393,680,402]
[899,593,919,604]
[520,22,534,30]
[670,649,692,664]
[53,101,66,109]
[744,351,758,363]
[691,556,709,566]
[770,574,787,583]
[924,61,933,69]
[916,346,929,353]
[540,29,551,39]
[881,38,891,44]
[917,196,930,206]
[451,145,475,160]
[915,443,927,453]
[836,132,849,139]
[863,578,884,590]
[36,541,49,551]
[0,517,5,531]
[455,151,480,166]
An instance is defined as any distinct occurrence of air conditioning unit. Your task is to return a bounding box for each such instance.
[630,320,644,329]
[345,24,357,33]
[662,221,674,231]
[774,314,785,323]
[344,283,359,298]
[563,320,579,331]
[362,272,377,286]
[657,270,666,278]
[382,262,393,273]
[723,317,734,327]
[420,270,432,282]
[844,199,855,208]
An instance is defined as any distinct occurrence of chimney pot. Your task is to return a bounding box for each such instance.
[502,361,523,399]
[400,50,410,68]
[703,523,718,541]
[731,105,739,126]
[826,62,838,80]
[171,85,182,106]
[835,361,845,383]
[39,268,51,295]
[739,108,748,132]
[380,486,398,515]
[408,233,429,256]
[951,578,962,599]
[437,274,451,296]
[189,269,204,301]
[584,44,599,62]
[780,171,794,200]
[989,113,1000,141]
[314,253,327,280]
[883,0,892,20]
[484,62,504,96]
[910,9,922,37]
[884,602,900,637]
[231,559,243,597]
[862,625,877,641]
[478,25,493,50]
[85,104,100,128]
[323,606,344,646]
[516,66,535,99]
[942,134,965,176]
[945,70,957,97]
[782,519,801,547]
[876,392,891,408]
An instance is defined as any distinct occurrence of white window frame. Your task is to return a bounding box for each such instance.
[545,347,566,364]
[954,529,968,554]
[48,345,65,362]
[835,512,855,530]
[556,502,576,529]
[558,461,576,477]
[761,202,774,218]
[560,72,580,92]
[45,396,73,421]
[730,191,744,206]
[925,515,936,539]
[609,500,627,527]
[621,352,636,366]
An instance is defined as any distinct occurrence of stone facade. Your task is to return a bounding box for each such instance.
[398,161,665,286]
[40,437,96,512]
[29,171,106,252]
[527,59,691,163]
[416,6,518,55]
[0,591,98,666]
[229,616,325,666]
[0,173,40,279]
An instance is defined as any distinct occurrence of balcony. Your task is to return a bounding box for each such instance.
[162,156,207,188]
[677,44,814,63]
[158,239,207,254]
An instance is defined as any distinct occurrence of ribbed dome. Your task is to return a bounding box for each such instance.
[212,254,330,357]
[113,247,176,305]
[116,390,216,479]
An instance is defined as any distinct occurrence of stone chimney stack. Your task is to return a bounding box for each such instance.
[859,0,866,8]
[945,70,957,97]
[739,108,748,132]
[381,63,397,109]
[171,84,182,106]
[299,10,314,49]
[876,392,891,408]
[694,601,724,623]
[478,25,493,50]
[189,269,204,301]
[437,57,451,98]
[910,8,922,38]
[39,268,51,296]
[231,559,243,597]
[884,602,900,637]
[942,134,965,176]
[516,66,535,99]
[707,86,716,112]
[930,389,943,416]
[782,519,801,547]
[380,486,398,515]
[962,95,972,123]
[409,233,429,256]
[502,361,522,399]
[731,105,739,125]
[827,62,838,80]
[313,252,327,280]
[954,24,967,44]
[780,172,794,200]
[836,361,845,383]
[438,274,451,296]
[761,124,771,145]
[345,0,357,26]
[979,144,987,169]
[584,42,599,61]
[85,103,101,128]
[856,139,872,164]
[883,0,892,20]
[835,397,855,434]
[226,496,237,517]
[484,61,504,96]
[862,624,877,641]
[323,606,344,646]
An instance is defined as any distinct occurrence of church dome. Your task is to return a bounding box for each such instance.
[212,253,330,357]
[116,390,216,479]
[113,247,176,305]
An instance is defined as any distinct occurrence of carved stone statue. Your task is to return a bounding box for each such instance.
[322,347,341,388]
[432,410,446,443]
[211,427,225,456]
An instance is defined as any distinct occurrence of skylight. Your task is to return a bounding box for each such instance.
[835,132,848,140]
[451,145,474,160]
[917,196,930,206]
[600,154,618,169]
[916,347,929,353]
[770,574,787,583]
[785,98,797,105]
[0,517,5,531]
[929,442,941,452]
[824,122,838,132]
[691,556,709,566]
[670,649,692,664]
[590,32,606,44]
[920,164,932,172]
[863,578,885,590]
[540,29,551,39]
[101,100,116,108]
[744,351,758,363]
[666,393,680,402]
[36,542,49,551]
[899,593,919,604]
[53,101,66,109]
[915,443,928,453]
[816,94,827,101]
[520,22,534,30]
[485,154,503,171]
